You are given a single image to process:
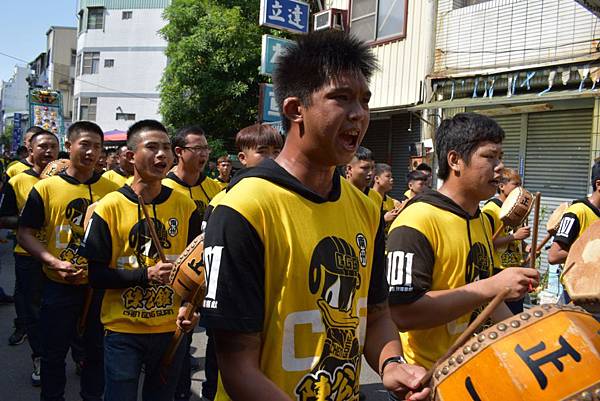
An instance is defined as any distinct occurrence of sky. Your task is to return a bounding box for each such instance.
[0,1,78,82]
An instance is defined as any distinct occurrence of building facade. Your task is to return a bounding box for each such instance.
[46,27,77,122]
[326,0,436,198]
[0,66,30,133]
[74,0,170,132]
[416,0,600,301]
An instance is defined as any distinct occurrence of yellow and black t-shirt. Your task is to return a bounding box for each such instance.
[102,167,130,187]
[5,159,33,179]
[79,185,202,334]
[19,172,119,284]
[387,190,495,369]
[0,169,43,255]
[382,194,397,213]
[162,171,222,217]
[482,197,525,271]
[553,198,600,250]
[365,187,383,209]
[201,159,388,401]
[213,176,229,190]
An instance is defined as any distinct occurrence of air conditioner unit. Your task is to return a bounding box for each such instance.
[313,8,347,32]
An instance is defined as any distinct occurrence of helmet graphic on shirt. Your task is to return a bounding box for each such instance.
[128,218,171,268]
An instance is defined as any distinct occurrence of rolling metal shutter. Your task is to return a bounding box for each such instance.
[492,114,522,172]
[389,113,421,199]
[524,109,592,199]
[361,118,391,166]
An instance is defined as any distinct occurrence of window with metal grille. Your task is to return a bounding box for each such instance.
[116,113,136,121]
[83,52,100,74]
[104,59,114,68]
[87,7,104,30]
[453,0,491,9]
[71,49,76,66]
[350,0,407,44]
[122,11,133,19]
[79,97,97,121]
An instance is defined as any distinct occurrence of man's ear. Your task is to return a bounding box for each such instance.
[64,141,71,152]
[174,146,184,158]
[447,150,462,176]
[125,148,135,165]
[282,97,303,125]
[237,151,247,167]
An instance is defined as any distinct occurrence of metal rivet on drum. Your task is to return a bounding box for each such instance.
[581,391,593,401]
[471,343,480,352]
[478,334,486,342]
[456,355,464,363]
[520,313,530,320]
[489,332,498,340]
[434,371,440,379]
[448,358,455,366]
[542,304,551,310]
[497,323,507,331]
[463,346,471,354]
[510,321,520,328]
[533,310,543,317]
[442,366,449,375]
[593,388,600,399]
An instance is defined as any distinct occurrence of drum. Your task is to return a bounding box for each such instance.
[546,202,569,233]
[41,159,70,179]
[499,187,534,227]
[432,304,600,401]
[562,220,600,313]
[168,234,206,302]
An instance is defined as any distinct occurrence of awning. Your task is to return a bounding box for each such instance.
[409,90,598,111]
[104,129,127,142]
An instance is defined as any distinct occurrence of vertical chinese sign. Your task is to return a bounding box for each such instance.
[12,113,22,153]
[29,89,65,149]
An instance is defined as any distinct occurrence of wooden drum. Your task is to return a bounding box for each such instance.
[168,234,206,302]
[563,220,600,313]
[41,159,70,179]
[547,202,569,233]
[432,304,600,401]
[499,187,534,228]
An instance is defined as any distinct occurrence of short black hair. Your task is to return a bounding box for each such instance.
[374,163,391,176]
[67,121,104,144]
[592,160,600,191]
[416,162,432,173]
[127,120,168,150]
[30,129,58,145]
[235,123,283,151]
[25,126,47,136]
[272,30,377,132]
[352,146,373,162]
[172,125,206,150]
[407,170,428,183]
[435,113,505,180]
[16,145,28,157]
[57,151,69,159]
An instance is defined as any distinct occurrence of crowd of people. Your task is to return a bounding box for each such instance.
[0,29,597,401]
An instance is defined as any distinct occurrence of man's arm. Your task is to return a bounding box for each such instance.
[0,181,18,229]
[547,241,569,265]
[214,331,291,401]
[548,212,580,265]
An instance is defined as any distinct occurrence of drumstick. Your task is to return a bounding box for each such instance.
[529,193,541,270]
[159,281,206,384]
[137,195,167,263]
[416,287,511,390]
[523,231,552,265]
[491,222,505,242]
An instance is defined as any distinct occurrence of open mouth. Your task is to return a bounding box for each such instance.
[154,162,167,171]
[339,129,360,152]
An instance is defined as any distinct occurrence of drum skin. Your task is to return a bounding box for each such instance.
[169,234,206,302]
[432,304,600,401]
[546,202,569,232]
[41,159,70,179]
[499,187,534,227]
[563,220,600,312]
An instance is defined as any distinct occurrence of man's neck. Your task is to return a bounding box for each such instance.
[218,174,229,182]
[130,174,162,203]
[438,181,480,216]
[66,165,94,184]
[32,162,44,175]
[117,163,132,177]
[275,148,335,199]
[174,164,201,186]
[498,193,507,202]
[588,191,600,209]
[26,155,34,164]
[373,185,385,198]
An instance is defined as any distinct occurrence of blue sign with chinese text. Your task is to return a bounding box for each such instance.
[261,35,294,76]
[260,84,281,123]
[260,0,310,34]
[12,113,22,153]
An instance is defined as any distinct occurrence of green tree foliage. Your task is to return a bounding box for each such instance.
[2,124,13,149]
[160,0,262,144]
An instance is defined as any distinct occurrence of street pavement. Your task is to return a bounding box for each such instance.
[0,233,388,400]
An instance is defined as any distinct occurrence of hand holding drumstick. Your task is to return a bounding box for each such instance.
[138,195,173,285]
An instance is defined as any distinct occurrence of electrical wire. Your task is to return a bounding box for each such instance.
[0,50,160,104]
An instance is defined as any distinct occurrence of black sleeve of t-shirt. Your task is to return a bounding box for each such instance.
[0,182,18,217]
[202,204,214,233]
[553,212,581,249]
[18,187,45,229]
[386,225,435,305]
[200,205,265,333]
[187,209,203,244]
[368,217,389,305]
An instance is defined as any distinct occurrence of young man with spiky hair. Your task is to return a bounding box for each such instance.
[214,155,232,189]
[4,126,45,179]
[0,129,59,385]
[346,146,383,208]
[201,30,429,401]
[79,119,202,401]
[18,121,118,401]
[373,163,401,223]
[386,113,539,370]
[102,145,134,187]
